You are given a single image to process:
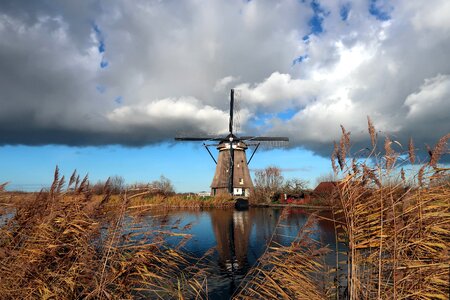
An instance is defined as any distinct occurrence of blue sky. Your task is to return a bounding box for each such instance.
[0,0,449,192]
[0,144,331,192]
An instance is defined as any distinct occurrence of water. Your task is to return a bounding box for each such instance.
[127,207,339,299]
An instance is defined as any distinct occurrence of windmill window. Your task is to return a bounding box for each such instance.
[237,163,240,168]
[239,178,244,185]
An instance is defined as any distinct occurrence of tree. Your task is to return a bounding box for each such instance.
[253,166,284,204]
[151,175,175,195]
[90,175,125,195]
[315,173,337,187]
[283,178,309,195]
[109,175,125,194]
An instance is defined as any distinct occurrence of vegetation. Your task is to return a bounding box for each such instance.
[236,120,449,299]
[326,121,450,299]
[234,212,328,299]
[0,170,208,299]
[252,166,284,204]
[128,193,235,210]
[251,166,309,205]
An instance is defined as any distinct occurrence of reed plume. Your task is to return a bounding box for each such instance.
[429,133,450,167]
[408,137,416,164]
[367,116,376,148]
[331,128,449,300]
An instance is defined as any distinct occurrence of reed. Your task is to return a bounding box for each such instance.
[233,124,448,300]
[0,169,207,299]
[233,211,329,299]
[127,193,236,211]
[329,124,449,299]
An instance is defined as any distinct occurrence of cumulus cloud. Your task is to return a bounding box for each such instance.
[213,76,239,93]
[0,0,449,158]
[107,97,229,135]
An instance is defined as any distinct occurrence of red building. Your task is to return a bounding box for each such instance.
[279,181,340,205]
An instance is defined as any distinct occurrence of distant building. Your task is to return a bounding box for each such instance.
[313,181,340,197]
[279,181,341,205]
[197,191,211,197]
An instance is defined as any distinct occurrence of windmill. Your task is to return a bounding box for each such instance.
[175,89,289,198]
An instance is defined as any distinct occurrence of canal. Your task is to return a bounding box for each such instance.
[124,207,340,299]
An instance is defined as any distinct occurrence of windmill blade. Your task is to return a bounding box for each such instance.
[240,136,289,142]
[175,137,224,141]
[229,89,234,134]
[233,89,241,135]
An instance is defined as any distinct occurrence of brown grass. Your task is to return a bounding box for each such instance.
[127,193,235,213]
[0,169,208,299]
[235,125,449,300]
[233,211,329,299]
[328,126,450,299]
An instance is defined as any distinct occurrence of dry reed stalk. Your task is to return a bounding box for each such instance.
[0,168,208,299]
[367,116,376,148]
[384,136,396,170]
[234,213,328,299]
[338,125,350,171]
[408,138,416,164]
[0,182,8,192]
[332,141,339,174]
[429,133,450,167]
[332,129,450,300]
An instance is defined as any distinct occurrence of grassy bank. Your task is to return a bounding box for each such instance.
[128,193,235,210]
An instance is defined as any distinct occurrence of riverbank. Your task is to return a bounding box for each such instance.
[251,203,331,210]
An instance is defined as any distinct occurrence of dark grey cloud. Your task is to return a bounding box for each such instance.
[0,0,448,161]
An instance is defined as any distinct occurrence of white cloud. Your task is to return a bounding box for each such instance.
[236,72,320,110]
[213,76,239,92]
[108,97,229,135]
[405,74,450,120]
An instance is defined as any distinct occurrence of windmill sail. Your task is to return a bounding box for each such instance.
[175,89,289,198]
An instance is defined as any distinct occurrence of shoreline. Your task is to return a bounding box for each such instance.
[250,203,331,210]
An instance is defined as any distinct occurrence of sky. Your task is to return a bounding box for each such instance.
[0,0,449,192]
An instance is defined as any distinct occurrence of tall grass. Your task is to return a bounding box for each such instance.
[0,169,207,299]
[231,122,449,299]
[233,211,329,299]
[328,120,449,299]
[128,193,236,212]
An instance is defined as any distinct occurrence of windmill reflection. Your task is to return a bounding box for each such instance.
[210,209,252,274]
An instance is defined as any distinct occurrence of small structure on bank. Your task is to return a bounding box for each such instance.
[279,181,341,205]
[176,89,289,198]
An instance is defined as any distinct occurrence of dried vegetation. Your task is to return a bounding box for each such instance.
[232,118,449,299]
[0,169,208,299]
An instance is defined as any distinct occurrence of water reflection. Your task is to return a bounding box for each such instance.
[127,207,337,299]
[210,209,251,274]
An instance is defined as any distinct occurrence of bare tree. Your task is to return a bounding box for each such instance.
[283,178,309,195]
[109,175,125,194]
[151,175,175,195]
[253,166,284,204]
[315,173,337,186]
[90,175,125,195]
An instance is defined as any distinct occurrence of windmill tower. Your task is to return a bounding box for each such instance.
[175,89,289,197]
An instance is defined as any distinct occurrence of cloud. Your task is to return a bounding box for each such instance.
[213,76,239,92]
[107,97,229,136]
[0,0,449,160]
